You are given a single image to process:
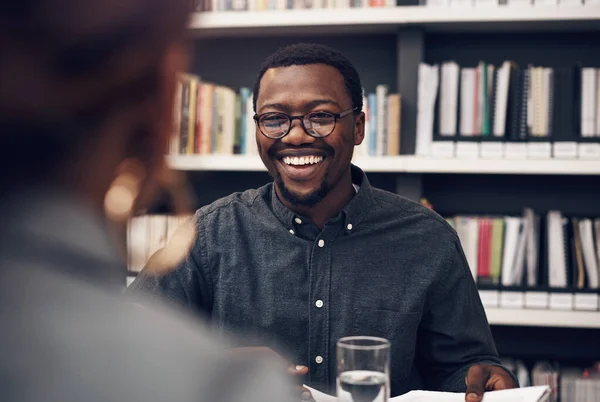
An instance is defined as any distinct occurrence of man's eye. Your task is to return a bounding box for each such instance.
[262,114,287,122]
[311,112,334,119]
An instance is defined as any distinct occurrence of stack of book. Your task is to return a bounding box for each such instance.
[425,0,598,6]
[446,209,600,311]
[501,359,600,402]
[127,214,194,274]
[169,74,257,157]
[416,62,600,159]
[170,74,402,157]
[195,0,599,10]
[194,0,396,12]
[356,86,402,157]
[560,365,600,402]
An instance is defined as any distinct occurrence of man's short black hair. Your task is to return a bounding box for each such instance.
[252,43,363,114]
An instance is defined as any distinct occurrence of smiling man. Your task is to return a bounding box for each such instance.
[129,43,517,400]
[254,61,361,229]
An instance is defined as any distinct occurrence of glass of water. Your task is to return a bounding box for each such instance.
[336,336,390,402]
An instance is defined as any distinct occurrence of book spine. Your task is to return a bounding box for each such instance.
[368,93,377,156]
[239,88,250,155]
[375,85,388,156]
[195,81,203,154]
[179,79,191,155]
[186,78,198,155]
[170,81,182,155]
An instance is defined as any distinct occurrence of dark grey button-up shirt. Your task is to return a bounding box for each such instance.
[130,165,503,396]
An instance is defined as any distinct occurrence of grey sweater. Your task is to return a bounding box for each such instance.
[0,188,290,402]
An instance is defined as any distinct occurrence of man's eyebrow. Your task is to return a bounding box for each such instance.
[258,99,342,114]
[304,99,342,110]
[258,103,288,114]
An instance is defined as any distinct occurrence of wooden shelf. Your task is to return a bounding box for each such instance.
[397,157,600,175]
[167,155,600,175]
[485,307,600,329]
[168,155,266,171]
[188,6,600,37]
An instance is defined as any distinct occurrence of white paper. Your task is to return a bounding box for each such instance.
[304,385,550,402]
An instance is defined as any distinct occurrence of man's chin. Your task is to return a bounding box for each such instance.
[277,182,329,208]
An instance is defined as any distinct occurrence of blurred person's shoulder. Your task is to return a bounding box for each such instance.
[0,264,290,402]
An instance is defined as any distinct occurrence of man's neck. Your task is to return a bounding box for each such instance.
[278,169,355,230]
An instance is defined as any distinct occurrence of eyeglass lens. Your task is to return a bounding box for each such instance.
[259,112,336,138]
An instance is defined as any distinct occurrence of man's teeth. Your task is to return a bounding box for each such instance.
[282,156,324,166]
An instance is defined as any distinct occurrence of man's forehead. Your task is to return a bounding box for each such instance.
[258,64,348,105]
[262,63,343,80]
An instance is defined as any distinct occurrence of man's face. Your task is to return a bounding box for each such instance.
[255,64,364,207]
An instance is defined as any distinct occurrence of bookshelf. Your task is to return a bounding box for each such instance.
[161,4,600,363]
[168,155,600,175]
[485,308,600,329]
[188,6,600,37]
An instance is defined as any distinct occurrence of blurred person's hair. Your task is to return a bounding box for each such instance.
[0,0,190,191]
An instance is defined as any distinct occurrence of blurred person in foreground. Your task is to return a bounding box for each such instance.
[0,1,290,401]
[130,43,518,401]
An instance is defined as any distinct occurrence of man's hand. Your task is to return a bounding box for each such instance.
[465,364,518,402]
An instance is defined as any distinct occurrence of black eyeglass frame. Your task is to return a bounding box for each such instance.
[253,107,359,139]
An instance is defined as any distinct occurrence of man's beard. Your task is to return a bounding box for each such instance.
[274,170,331,207]
[260,141,335,207]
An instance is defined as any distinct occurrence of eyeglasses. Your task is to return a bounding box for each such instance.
[253,107,358,139]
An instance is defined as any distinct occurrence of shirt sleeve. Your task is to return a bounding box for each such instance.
[415,239,510,392]
[126,213,213,316]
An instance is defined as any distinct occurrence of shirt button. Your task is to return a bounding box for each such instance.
[318,239,325,248]
[289,229,295,235]
[315,356,323,364]
[295,217,302,224]
[315,300,324,308]
[347,223,353,231]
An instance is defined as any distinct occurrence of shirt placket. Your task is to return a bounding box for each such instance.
[308,231,332,387]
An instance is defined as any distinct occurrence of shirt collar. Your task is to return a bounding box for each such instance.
[270,183,297,229]
[269,164,373,233]
[341,164,372,233]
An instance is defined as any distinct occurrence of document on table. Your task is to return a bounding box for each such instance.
[304,385,550,402]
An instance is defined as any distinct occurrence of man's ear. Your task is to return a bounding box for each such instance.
[353,112,365,146]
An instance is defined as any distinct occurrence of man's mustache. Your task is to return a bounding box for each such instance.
[268,143,335,158]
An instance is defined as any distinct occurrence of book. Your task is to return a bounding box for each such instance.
[376,84,389,156]
[439,61,460,137]
[416,63,440,156]
[387,93,402,155]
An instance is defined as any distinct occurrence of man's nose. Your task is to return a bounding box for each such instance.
[281,118,316,146]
